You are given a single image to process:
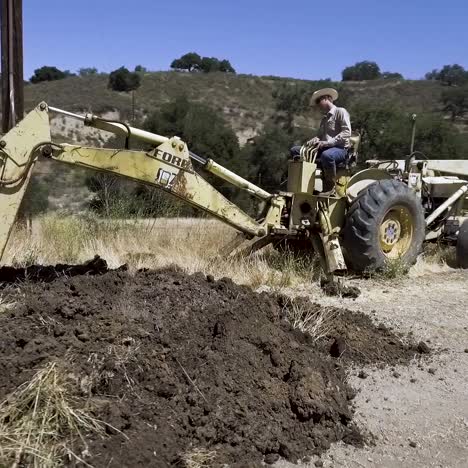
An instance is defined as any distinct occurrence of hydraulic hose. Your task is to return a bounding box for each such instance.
[0,142,63,186]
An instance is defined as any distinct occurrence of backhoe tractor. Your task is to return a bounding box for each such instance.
[0,102,467,277]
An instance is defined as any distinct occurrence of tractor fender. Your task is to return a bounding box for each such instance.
[346,168,393,203]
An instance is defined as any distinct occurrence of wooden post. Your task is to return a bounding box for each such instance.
[1,0,24,133]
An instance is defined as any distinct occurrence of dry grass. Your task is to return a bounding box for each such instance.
[3,214,314,290]
[368,256,411,281]
[181,448,217,468]
[0,293,16,313]
[283,298,338,342]
[410,243,457,277]
[362,243,458,282]
[0,362,104,467]
[2,213,457,291]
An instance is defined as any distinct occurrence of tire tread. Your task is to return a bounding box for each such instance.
[456,219,468,268]
[343,179,425,272]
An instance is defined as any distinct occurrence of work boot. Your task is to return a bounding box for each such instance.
[321,167,337,196]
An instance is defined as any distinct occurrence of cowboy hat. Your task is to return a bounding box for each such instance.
[310,88,339,106]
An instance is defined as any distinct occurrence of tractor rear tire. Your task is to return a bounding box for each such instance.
[342,179,425,273]
[456,219,468,269]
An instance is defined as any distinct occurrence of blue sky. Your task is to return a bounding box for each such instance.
[23,0,467,81]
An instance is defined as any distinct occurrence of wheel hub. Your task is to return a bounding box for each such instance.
[380,219,401,248]
[379,206,414,257]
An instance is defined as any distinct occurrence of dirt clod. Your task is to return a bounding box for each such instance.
[330,337,347,358]
[0,255,117,284]
[264,453,280,464]
[417,341,431,354]
[320,280,361,298]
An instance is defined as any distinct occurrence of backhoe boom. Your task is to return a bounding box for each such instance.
[0,103,284,261]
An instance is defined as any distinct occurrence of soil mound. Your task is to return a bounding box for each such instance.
[0,266,420,467]
[0,255,116,283]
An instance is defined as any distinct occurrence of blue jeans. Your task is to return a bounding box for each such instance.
[290,145,348,171]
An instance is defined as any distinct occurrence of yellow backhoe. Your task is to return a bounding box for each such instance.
[1,103,467,276]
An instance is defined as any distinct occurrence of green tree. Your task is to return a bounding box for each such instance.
[350,102,413,159]
[414,114,468,159]
[441,86,468,121]
[425,69,439,80]
[108,66,141,92]
[238,121,311,198]
[273,82,310,114]
[171,53,235,73]
[199,57,221,73]
[350,101,468,160]
[342,61,381,81]
[219,59,235,73]
[382,71,403,80]
[134,65,147,73]
[78,67,98,76]
[170,52,202,72]
[438,64,468,86]
[145,96,240,166]
[240,125,292,192]
[30,66,71,83]
[144,96,242,202]
[425,64,468,86]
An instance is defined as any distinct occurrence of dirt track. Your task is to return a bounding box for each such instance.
[0,262,429,467]
[278,269,468,468]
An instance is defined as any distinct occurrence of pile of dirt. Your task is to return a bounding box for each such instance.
[0,255,116,283]
[0,265,422,467]
[277,296,419,366]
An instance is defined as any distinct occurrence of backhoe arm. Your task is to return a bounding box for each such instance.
[0,103,283,261]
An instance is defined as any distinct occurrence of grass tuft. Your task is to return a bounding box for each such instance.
[378,257,410,279]
[182,448,217,468]
[364,256,410,281]
[283,298,338,342]
[0,362,104,468]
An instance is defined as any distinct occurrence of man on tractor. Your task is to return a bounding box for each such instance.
[290,88,352,195]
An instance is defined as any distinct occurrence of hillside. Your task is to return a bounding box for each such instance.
[24,72,460,145]
[17,72,468,213]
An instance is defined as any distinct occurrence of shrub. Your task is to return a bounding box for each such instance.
[342,61,381,81]
[108,67,141,92]
[171,53,236,73]
[30,66,72,83]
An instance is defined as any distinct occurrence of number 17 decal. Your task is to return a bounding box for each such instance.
[156,168,176,188]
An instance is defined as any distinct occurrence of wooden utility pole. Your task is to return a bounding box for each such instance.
[1,0,23,133]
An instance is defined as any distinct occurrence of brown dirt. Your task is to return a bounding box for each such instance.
[0,255,116,283]
[0,265,423,467]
